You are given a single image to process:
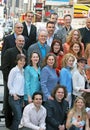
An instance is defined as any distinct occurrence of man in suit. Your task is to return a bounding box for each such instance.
[79,18,90,48]
[2,35,27,129]
[44,84,69,130]
[46,21,55,47]
[1,22,29,63]
[22,11,37,48]
[54,14,73,44]
[27,28,50,66]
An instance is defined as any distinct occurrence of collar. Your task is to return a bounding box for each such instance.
[14,33,17,39]
[25,21,31,27]
[86,27,90,31]
[38,41,46,48]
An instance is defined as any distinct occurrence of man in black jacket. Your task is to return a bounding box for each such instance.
[79,18,90,48]
[44,84,69,130]
[22,11,37,48]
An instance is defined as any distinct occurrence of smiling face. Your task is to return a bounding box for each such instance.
[64,15,72,28]
[75,99,85,110]
[17,58,26,69]
[31,53,40,66]
[33,94,42,108]
[66,56,74,68]
[53,42,60,53]
[25,12,34,24]
[47,55,55,68]
[72,43,80,54]
[46,23,55,35]
[38,31,47,44]
[77,61,86,70]
[55,88,64,102]
[72,31,79,41]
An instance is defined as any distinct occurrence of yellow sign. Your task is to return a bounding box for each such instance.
[74,4,90,18]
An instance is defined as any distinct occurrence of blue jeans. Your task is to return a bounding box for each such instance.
[9,95,23,130]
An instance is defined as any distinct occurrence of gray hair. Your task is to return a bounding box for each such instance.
[37,28,48,37]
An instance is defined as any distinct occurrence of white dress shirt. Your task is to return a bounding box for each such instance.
[25,22,31,36]
[8,65,24,96]
[19,103,46,130]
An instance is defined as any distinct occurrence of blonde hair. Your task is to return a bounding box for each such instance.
[70,96,86,120]
[85,43,90,59]
[66,29,81,45]
[62,53,75,68]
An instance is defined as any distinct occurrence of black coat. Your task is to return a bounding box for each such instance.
[2,47,27,81]
[1,33,29,64]
[22,22,37,48]
[44,99,69,130]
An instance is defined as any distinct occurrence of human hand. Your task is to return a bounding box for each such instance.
[28,97,32,103]
[48,96,54,100]
[59,124,65,130]
[39,128,44,130]
[13,94,20,100]
[72,121,81,128]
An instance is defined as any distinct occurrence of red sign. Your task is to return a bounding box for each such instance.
[35,3,42,8]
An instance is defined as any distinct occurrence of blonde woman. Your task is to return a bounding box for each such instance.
[63,29,84,55]
[66,96,89,130]
[59,53,75,108]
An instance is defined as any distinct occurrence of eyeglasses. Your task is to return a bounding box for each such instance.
[27,15,33,18]
[16,27,23,29]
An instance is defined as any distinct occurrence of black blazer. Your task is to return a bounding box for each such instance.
[2,47,26,81]
[44,99,69,130]
[1,33,29,65]
[22,22,37,47]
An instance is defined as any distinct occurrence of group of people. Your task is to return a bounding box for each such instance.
[1,10,90,130]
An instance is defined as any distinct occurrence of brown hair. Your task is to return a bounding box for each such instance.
[41,53,57,69]
[51,84,67,99]
[50,39,63,53]
[69,41,82,59]
[25,11,34,17]
[85,43,90,59]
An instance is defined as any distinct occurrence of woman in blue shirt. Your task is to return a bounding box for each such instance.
[24,52,41,105]
[40,53,58,101]
[59,53,75,108]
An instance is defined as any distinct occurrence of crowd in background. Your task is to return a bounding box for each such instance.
[1,10,90,130]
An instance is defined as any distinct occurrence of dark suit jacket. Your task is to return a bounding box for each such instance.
[22,22,37,47]
[1,33,29,66]
[2,47,26,81]
[44,99,69,130]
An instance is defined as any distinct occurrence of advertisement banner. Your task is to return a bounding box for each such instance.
[46,0,69,5]
[74,4,90,18]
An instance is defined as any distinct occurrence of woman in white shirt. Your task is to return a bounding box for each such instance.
[72,57,87,102]
[8,54,26,130]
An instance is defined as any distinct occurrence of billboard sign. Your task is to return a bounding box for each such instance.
[74,4,90,18]
[46,0,69,5]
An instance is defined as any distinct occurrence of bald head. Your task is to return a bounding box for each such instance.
[86,18,90,29]
[15,35,25,49]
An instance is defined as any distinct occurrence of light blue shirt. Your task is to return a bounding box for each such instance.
[8,65,24,96]
[40,65,58,101]
[59,67,72,93]
[38,42,46,59]
[24,65,41,100]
